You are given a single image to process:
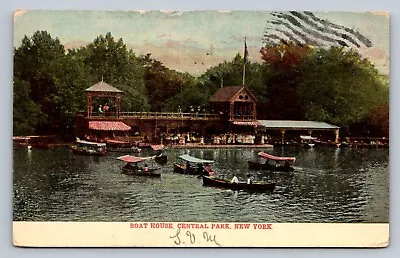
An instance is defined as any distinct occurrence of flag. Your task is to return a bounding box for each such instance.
[262,11,372,48]
[244,37,249,63]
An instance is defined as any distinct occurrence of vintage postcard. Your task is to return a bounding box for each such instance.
[12,10,389,247]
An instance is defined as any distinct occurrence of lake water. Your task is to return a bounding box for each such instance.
[13,146,389,223]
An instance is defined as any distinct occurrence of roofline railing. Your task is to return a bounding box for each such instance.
[80,111,223,120]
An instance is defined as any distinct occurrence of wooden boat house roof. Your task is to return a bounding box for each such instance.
[209,86,257,103]
[85,81,123,93]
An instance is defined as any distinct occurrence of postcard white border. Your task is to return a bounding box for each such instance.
[13,222,389,247]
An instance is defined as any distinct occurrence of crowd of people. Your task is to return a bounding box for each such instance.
[161,133,272,146]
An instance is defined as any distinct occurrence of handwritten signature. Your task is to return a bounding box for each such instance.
[170,228,221,246]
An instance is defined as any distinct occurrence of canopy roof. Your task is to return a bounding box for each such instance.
[76,139,106,147]
[258,120,339,130]
[85,81,123,93]
[258,152,296,162]
[151,144,165,151]
[117,155,155,163]
[89,121,131,131]
[179,154,214,164]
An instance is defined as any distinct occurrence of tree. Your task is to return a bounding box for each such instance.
[13,77,45,135]
[368,102,389,137]
[298,46,389,127]
[83,32,149,111]
[14,31,66,134]
[143,54,197,112]
[259,41,312,119]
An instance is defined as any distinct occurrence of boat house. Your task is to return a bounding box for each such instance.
[208,86,261,131]
[75,82,340,143]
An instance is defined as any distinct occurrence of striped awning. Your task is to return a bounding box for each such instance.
[151,144,165,151]
[232,121,261,127]
[117,155,155,163]
[89,121,131,131]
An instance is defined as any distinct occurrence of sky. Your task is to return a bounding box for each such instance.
[13,10,390,75]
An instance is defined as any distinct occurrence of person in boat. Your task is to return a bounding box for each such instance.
[144,164,149,172]
[204,163,214,177]
[231,174,239,183]
[186,161,191,170]
[197,163,204,173]
[246,174,252,184]
[124,162,133,170]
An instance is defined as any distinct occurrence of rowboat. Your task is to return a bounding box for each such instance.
[70,139,107,156]
[106,139,141,153]
[151,144,168,164]
[117,155,161,177]
[248,152,295,172]
[300,135,317,148]
[173,154,214,175]
[202,176,276,192]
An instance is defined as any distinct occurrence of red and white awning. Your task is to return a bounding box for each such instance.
[258,152,296,162]
[117,155,155,163]
[89,121,131,131]
[151,144,165,151]
[232,121,261,127]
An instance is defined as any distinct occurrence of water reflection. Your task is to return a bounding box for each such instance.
[13,146,389,223]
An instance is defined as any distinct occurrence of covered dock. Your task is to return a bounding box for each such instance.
[257,120,340,143]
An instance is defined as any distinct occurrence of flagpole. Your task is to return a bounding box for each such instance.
[243,37,247,86]
[242,60,246,85]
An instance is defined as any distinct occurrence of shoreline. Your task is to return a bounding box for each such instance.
[167,144,274,149]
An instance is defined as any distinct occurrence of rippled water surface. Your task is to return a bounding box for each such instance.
[13,146,389,222]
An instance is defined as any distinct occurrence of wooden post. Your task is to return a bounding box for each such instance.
[87,95,92,117]
[229,102,234,121]
[334,129,340,143]
[252,103,257,120]
[281,129,286,144]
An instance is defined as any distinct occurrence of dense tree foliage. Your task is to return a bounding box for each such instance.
[13,77,44,136]
[14,31,67,135]
[260,41,312,119]
[80,32,149,111]
[298,47,388,127]
[13,31,389,138]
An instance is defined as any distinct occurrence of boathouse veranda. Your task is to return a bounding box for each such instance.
[74,82,340,144]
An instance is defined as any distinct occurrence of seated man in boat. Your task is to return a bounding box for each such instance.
[186,161,192,170]
[144,164,149,172]
[124,162,134,170]
[246,174,252,184]
[197,163,204,173]
[231,174,239,183]
[204,163,214,177]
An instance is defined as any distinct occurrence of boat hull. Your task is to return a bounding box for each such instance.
[122,167,161,177]
[202,176,276,192]
[173,163,206,175]
[107,147,141,153]
[248,161,294,172]
[155,154,168,164]
[70,145,107,156]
